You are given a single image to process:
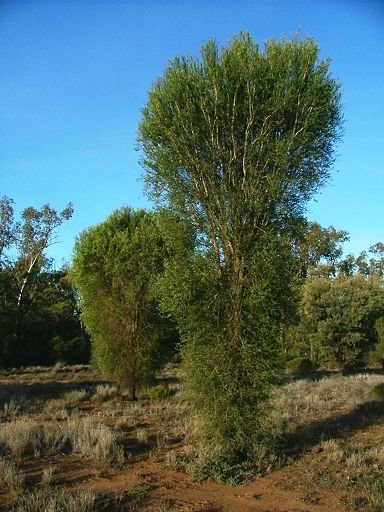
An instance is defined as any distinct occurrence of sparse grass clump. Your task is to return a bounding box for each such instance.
[45,389,88,414]
[0,419,49,458]
[2,399,22,417]
[92,384,119,402]
[0,417,124,464]
[0,457,24,494]
[65,416,125,464]
[10,487,97,512]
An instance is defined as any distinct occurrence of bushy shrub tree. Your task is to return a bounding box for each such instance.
[138,33,342,458]
[71,208,176,399]
[295,274,384,370]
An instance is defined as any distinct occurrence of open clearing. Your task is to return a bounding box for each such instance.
[0,364,383,511]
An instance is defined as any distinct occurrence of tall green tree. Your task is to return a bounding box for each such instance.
[338,243,384,278]
[282,222,349,363]
[71,208,176,400]
[2,266,89,366]
[293,221,349,279]
[138,33,343,457]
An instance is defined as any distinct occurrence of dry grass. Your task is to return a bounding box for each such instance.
[10,488,97,512]
[0,457,24,495]
[0,416,125,464]
[271,372,384,511]
[0,365,383,511]
[65,416,125,464]
[92,384,119,402]
[0,419,62,458]
[274,373,383,430]
[45,389,89,412]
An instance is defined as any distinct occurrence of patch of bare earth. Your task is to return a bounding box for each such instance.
[0,365,383,511]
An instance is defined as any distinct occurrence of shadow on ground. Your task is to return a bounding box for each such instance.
[283,398,384,458]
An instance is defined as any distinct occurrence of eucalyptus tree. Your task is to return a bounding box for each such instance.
[293,222,349,279]
[71,208,175,400]
[138,33,343,458]
[14,203,73,344]
[0,199,74,363]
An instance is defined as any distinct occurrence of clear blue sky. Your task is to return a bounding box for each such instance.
[1,0,383,265]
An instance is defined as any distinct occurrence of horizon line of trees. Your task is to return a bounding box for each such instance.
[1,195,382,374]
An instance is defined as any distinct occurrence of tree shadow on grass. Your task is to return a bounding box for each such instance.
[0,378,109,402]
[283,367,384,385]
[281,399,384,459]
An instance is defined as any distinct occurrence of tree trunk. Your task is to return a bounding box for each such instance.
[127,382,137,401]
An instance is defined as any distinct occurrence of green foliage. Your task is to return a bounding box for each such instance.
[338,243,384,278]
[0,196,17,267]
[285,358,319,375]
[0,197,87,368]
[371,383,384,401]
[0,267,89,367]
[168,234,290,457]
[368,317,384,367]
[147,384,171,400]
[292,274,384,370]
[139,33,342,459]
[71,207,176,398]
[188,454,256,485]
[292,221,349,279]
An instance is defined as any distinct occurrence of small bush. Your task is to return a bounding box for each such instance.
[371,383,384,400]
[148,384,172,400]
[187,453,255,485]
[185,433,279,485]
[286,358,318,375]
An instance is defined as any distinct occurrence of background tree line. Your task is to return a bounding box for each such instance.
[285,222,384,372]
[0,196,89,367]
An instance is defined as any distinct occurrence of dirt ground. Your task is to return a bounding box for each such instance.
[1,365,383,511]
[17,423,348,512]
[74,457,348,512]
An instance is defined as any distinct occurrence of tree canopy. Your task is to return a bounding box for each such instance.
[139,33,342,270]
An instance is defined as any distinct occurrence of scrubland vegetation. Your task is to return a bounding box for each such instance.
[1,32,384,511]
[0,365,383,511]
